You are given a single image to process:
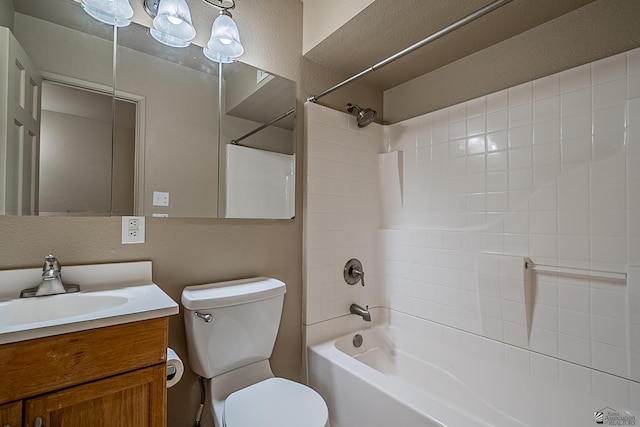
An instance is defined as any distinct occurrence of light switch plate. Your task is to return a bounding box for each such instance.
[122,216,145,244]
[257,69,270,84]
[153,191,169,206]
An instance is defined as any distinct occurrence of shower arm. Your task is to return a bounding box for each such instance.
[307,0,513,103]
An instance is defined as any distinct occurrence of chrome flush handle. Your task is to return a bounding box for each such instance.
[194,312,213,323]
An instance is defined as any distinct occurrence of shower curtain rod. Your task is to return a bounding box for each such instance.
[231,108,296,146]
[307,0,513,103]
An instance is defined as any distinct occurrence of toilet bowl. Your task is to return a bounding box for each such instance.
[181,277,329,427]
[223,378,328,427]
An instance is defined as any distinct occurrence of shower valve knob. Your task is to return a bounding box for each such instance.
[344,258,365,286]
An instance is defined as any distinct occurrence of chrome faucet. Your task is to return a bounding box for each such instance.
[350,303,371,322]
[20,255,80,298]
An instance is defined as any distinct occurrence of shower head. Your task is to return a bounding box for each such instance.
[346,103,376,128]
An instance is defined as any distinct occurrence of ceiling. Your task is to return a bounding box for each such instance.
[303,0,597,92]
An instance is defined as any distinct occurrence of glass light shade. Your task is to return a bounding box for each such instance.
[151,0,196,46]
[150,29,190,48]
[202,47,235,64]
[206,13,244,60]
[81,0,133,27]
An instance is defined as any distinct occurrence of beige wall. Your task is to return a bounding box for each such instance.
[13,14,113,90]
[39,109,113,215]
[301,0,374,54]
[302,56,385,123]
[112,100,136,216]
[0,1,13,31]
[115,45,220,218]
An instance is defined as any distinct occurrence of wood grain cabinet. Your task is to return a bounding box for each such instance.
[0,318,169,427]
[0,401,21,427]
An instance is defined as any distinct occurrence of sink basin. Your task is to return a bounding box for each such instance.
[0,261,179,345]
[0,284,178,344]
[0,294,128,326]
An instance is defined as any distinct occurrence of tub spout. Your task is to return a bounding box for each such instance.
[350,303,371,322]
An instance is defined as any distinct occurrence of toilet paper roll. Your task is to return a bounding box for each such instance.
[166,347,184,388]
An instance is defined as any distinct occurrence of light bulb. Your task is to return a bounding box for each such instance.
[150,0,196,47]
[167,16,184,25]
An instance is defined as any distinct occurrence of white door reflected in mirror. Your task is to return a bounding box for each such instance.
[39,81,137,216]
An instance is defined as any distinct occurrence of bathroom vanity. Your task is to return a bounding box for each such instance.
[0,317,168,427]
[0,261,179,427]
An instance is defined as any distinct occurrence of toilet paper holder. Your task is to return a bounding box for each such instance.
[166,347,184,388]
[167,364,177,380]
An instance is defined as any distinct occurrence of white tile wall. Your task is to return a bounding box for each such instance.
[225,145,295,219]
[374,48,640,383]
[304,48,640,393]
[303,102,382,325]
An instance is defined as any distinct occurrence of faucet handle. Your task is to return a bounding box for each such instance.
[353,268,365,287]
[42,255,61,278]
[344,258,365,286]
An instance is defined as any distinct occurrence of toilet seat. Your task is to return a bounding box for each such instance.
[223,377,328,427]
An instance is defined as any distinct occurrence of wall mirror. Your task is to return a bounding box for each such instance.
[1,0,296,219]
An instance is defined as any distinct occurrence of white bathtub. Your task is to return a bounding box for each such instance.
[307,309,639,427]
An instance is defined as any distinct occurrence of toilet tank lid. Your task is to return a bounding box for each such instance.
[181,277,286,310]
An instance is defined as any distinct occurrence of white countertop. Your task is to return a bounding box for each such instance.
[0,261,179,345]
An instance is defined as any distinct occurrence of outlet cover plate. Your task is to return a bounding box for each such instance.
[122,216,145,244]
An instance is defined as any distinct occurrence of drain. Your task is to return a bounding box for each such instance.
[353,334,363,348]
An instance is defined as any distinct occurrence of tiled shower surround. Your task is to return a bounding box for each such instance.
[304,48,640,397]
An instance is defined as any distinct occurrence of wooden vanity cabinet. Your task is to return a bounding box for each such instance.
[0,317,169,427]
[0,401,21,427]
[24,364,165,427]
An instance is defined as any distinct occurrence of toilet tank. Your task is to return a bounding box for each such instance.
[181,277,286,378]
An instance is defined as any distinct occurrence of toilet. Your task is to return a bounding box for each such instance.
[181,277,329,427]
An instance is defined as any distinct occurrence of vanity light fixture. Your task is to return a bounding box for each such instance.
[145,0,196,47]
[81,0,134,27]
[202,3,244,64]
[143,0,243,62]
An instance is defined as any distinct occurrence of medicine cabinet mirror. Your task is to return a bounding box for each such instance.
[1,0,296,219]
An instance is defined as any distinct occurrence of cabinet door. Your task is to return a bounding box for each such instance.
[24,364,166,427]
[0,400,21,427]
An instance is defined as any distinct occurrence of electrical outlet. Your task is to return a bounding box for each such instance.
[153,191,169,207]
[122,216,145,244]
[257,69,270,84]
